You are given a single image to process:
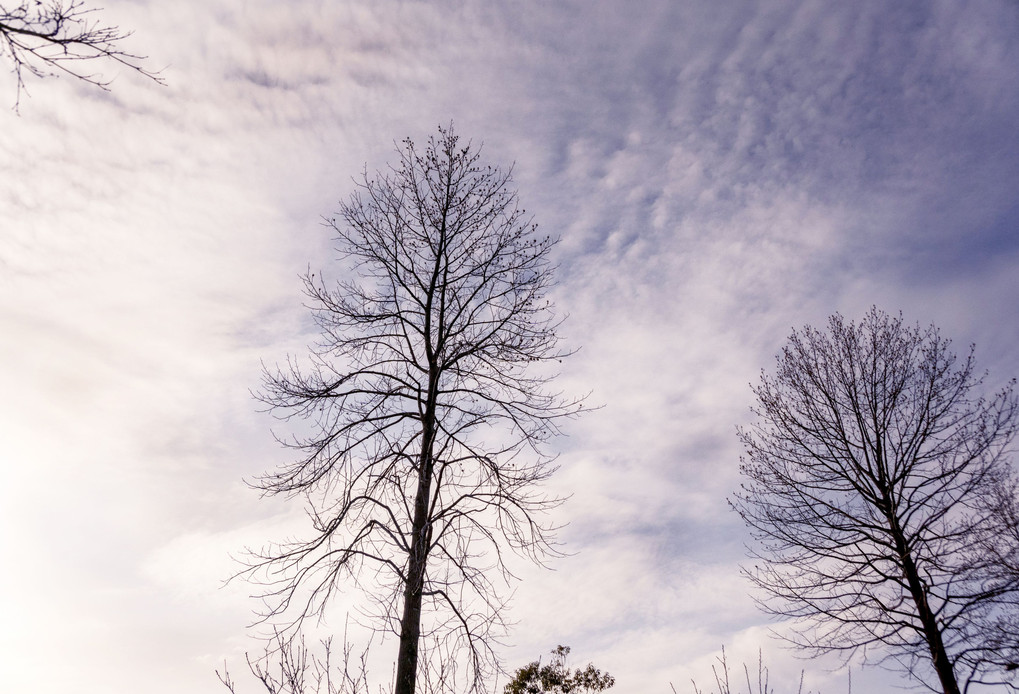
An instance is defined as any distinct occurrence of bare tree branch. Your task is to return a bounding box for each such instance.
[0,0,163,109]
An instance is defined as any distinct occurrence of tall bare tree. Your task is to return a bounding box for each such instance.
[0,0,162,107]
[732,308,1019,694]
[241,126,582,694]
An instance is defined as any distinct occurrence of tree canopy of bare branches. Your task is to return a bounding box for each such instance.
[0,0,162,107]
[732,308,1019,694]
[242,126,582,694]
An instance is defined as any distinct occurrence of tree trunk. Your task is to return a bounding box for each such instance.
[396,213,447,694]
[395,469,431,694]
[899,550,960,694]
[395,369,439,694]
[887,514,961,694]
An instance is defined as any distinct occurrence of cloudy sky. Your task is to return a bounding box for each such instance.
[2,1,1018,692]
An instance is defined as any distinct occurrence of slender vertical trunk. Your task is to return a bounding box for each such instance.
[395,348,441,694]
[395,201,449,694]
[394,454,432,694]
[393,387,434,692]
[885,511,960,694]
[873,429,960,694]
[395,393,436,694]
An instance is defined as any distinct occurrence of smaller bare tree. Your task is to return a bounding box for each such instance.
[732,308,1019,694]
[0,0,163,107]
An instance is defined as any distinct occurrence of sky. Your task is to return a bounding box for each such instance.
[1,0,1018,692]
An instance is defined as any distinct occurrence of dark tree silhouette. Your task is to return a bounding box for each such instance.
[0,0,162,107]
[732,308,1019,694]
[241,126,582,694]
[504,646,614,694]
